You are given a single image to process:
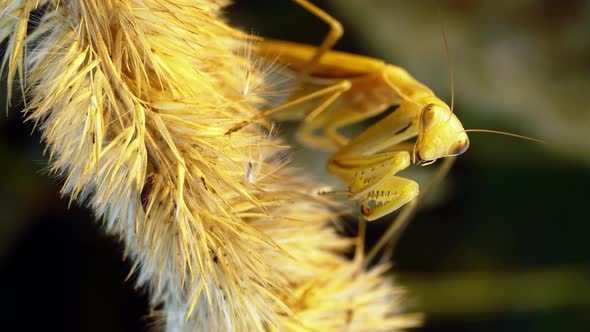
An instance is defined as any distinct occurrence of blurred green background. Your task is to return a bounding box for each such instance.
[1,0,589,331]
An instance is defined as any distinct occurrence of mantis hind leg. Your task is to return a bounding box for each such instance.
[227,1,345,137]
[291,0,343,79]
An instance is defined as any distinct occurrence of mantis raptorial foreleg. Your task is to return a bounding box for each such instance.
[328,100,421,159]
[328,101,423,221]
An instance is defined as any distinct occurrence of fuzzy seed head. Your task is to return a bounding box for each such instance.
[1,0,421,330]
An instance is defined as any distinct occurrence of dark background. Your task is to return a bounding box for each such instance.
[1,1,589,331]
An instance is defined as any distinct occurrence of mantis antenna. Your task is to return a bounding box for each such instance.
[434,1,455,115]
[434,3,568,153]
[463,129,570,152]
[442,17,455,115]
[434,4,563,152]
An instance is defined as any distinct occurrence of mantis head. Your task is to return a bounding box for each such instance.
[414,103,469,165]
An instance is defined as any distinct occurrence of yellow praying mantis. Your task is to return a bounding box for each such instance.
[227,0,470,222]
[227,0,553,240]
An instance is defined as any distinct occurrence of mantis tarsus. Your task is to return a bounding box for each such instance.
[227,0,469,223]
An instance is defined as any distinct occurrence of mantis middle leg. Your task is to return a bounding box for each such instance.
[226,80,351,135]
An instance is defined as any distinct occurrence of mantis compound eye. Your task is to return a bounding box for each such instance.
[449,136,470,156]
[420,104,439,130]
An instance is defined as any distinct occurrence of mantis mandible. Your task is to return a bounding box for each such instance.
[227,0,469,221]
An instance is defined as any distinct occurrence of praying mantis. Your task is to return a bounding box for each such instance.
[228,0,469,222]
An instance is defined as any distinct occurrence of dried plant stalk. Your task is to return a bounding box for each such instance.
[1,0,421,330]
